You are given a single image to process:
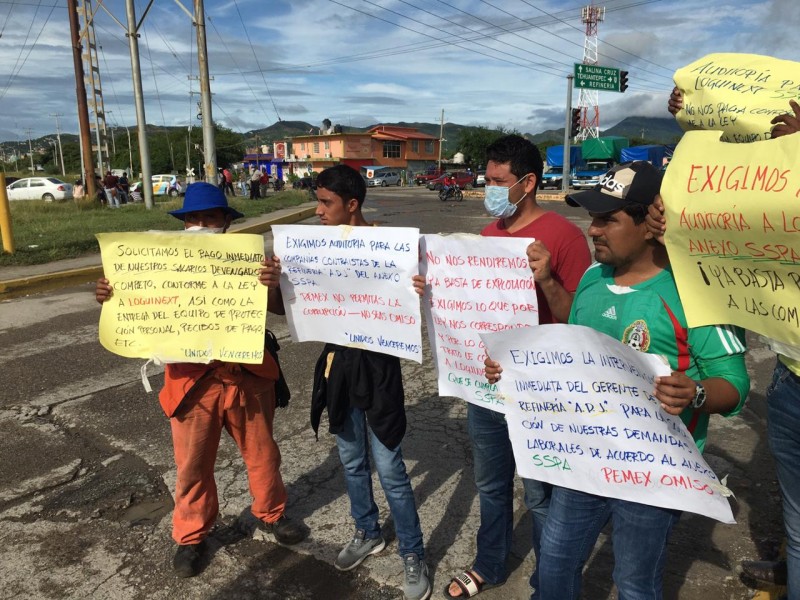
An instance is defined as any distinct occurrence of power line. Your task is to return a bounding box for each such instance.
[140,16,176,170]
[0,0,42,102]
[229,3,537,77]
[393,0,578,73]
[98,43,129,126]
[516,0,675,77]
[0,0,14,37]
[91,16,238,128]
[240,1,655,76]
[0,0,63,6]
[358,0,570,73]
[325,0,565,78]
[473,0,673,87]
[231,0,281,121]
[206,13,273,125]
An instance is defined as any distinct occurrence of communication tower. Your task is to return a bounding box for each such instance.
[576,4,604,141]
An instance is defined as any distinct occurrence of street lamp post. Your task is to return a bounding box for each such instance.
[47,139,58,171]
[125,126,133,177]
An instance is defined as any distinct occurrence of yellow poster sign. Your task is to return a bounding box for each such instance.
[97,232,268,364]
[662,130,800,346]
[673,53,800,142]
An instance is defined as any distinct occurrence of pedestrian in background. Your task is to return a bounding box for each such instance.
[238,169,247,196]
[103,171,119,208]
[223,167,235,196]
[118,172,130,204]
[249,168,262,199]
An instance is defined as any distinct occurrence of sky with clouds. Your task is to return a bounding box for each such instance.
[0,0,796,141]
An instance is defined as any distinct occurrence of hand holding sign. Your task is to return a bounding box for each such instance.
[770,99,800,139]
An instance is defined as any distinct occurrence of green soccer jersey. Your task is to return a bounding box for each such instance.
[568,263,749,453]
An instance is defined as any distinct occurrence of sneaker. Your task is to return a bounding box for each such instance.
[334,528,386,571]
[741,559,788,585]
[259,515,306,545]
[402,553,431,600]
[172,542,204,578]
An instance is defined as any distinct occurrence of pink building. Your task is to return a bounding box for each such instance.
[284,125,440,174]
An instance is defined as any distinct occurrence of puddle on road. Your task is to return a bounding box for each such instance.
[119,498,172,527]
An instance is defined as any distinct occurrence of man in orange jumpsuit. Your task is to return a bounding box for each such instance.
[95,182,304,577]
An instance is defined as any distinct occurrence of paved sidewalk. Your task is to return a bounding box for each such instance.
[0,202,317,300]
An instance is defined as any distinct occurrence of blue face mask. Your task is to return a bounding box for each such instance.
[483,174,530,219]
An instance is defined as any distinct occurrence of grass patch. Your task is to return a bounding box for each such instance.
[0,190,312,267]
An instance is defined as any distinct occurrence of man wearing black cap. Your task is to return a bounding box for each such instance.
[94,182,305,577]
[487,161,750,599]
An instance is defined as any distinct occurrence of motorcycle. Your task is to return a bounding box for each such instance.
[439,182,463,202]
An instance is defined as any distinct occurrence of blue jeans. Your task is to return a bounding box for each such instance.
[539,486,680,600]
[767,360,800,599]
[335,406,424,558]
[467,403,551,589]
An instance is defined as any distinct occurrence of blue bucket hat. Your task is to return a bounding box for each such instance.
[168,181,244,221]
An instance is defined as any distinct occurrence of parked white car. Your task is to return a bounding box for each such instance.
[6,177,73,201]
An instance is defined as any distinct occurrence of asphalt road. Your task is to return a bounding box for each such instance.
[0,187,784,599]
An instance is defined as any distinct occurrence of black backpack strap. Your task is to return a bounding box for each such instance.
[265,329,291,408]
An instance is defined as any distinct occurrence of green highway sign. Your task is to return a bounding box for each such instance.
[574,64,621,91]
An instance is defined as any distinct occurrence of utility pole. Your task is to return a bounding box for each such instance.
[124,0,154,207]
[50,113,66,177]
[47,139,58,171]
[194,0,217,181]
[92,0,154,205]
[67,0,96,199]
[25,129,34,174]
[437,109,444,173]
[562,75,573,194]
[106,113,116,155]
[125,126,133,177]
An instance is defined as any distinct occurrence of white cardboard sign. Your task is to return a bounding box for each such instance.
[273,224,422,362]
[481,324,735,523]
[420,233,537,412]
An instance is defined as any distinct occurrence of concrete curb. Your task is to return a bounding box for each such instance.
[0,205,318,302]
[0,265,106,300]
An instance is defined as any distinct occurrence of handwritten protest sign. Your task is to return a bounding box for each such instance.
[272,224,422,362]
[661,129,800,347]
[419,234,536,412]
[97,232,267,364]
[481,324,735,523]
[674,53,800,142]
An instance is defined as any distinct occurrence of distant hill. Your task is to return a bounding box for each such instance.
[529,117,684,146]
[603,116,683,143]
[2,116,685,158]
[529,129,565,144]
[245,120,316,141]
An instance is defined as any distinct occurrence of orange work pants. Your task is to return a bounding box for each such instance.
[170,368,287,545]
